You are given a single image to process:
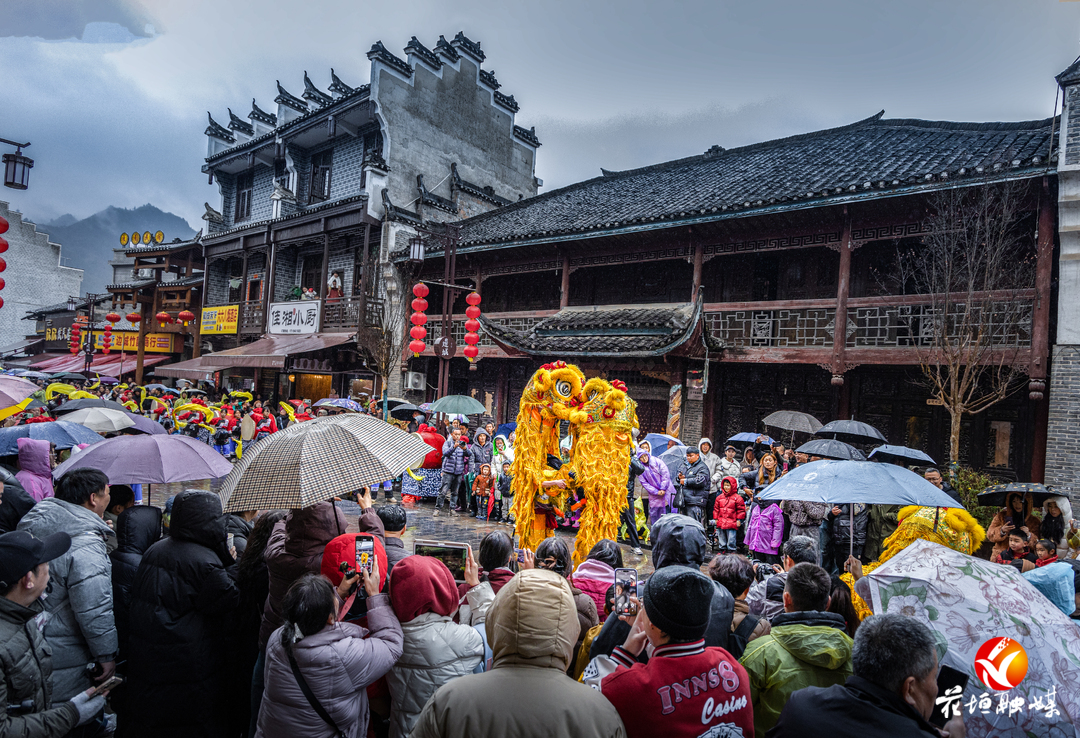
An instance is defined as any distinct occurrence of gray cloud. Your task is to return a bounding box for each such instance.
[0,0,155,40]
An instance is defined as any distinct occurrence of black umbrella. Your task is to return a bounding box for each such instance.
[815,419,887,445]
[50,372,87,382]
[869,445,936,467]
[762,410,823,434]
[796,438,867,461]
[53,398,129,415]
[390,403,422,421]
[977,482,1057,509]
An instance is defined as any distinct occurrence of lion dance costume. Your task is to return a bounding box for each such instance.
[842,505,986,621]
[510,363,640,561]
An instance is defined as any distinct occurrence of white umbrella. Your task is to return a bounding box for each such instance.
[60,407,136,434]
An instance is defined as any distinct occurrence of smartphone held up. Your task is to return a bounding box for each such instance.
[614,568,638,616]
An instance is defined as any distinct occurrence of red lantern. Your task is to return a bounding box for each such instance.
[465,305,481,320]
[410,325,427,340]
[71,325,81,337]
[156,311,172,325]
[466,292,481,306]
[464,332,480,346]
[178,309,195,326]
[463,345,479,360]
[0,217,6,234]
[0,278,5,290]
[411,297,428,312]
[0,256,7,273]
[70,344,78,354]
[409,339,426,356]
[103,324,112,334]
[126,311,141,324]
[0,236,7,253]
[105,312,121,324]
[464,319,480,333]
[412,283,429,298]
[410,312,427,326]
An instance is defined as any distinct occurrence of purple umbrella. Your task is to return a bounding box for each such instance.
[0,375,38,411]
[51,434,232,484]
[120,412,167,435]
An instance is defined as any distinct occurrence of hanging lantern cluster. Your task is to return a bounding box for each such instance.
[102,321,113,356]
[69,322,82,354]
[178,309,195,327]
[156,311,173,326]
[0,215,7,310]
[463,291,482,362]
[409,283,429,357]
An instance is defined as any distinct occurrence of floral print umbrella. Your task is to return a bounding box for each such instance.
[865,539,1080,738]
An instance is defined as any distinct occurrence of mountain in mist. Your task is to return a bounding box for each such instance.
[37,204,196,294]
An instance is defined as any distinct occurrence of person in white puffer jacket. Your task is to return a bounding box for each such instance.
[385,554,485,738]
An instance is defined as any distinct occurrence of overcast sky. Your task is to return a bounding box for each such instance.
[2,0,1079,226]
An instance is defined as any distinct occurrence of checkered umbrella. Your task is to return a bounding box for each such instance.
[219,414,432,513]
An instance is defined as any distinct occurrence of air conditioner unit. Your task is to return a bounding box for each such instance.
[404,371,425,391]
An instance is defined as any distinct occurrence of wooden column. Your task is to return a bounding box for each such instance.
[1031,179,1055,482]
[264,225,275,320]
[318,229,330,331]
[358,225,371,329]
[135,298,148,385]
[236,246,249,347]
[691,230,703,304]
[831,210,853,379]
[191,287,203,359]
[559,254,570,309]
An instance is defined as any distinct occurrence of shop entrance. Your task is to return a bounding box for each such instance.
[295,373,333,403]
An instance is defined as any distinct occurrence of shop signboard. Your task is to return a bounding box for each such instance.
[268,301,320,335]
[201,305,239,335]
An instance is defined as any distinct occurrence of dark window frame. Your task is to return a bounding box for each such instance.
[309,149,333,204]
[235,170,254,222]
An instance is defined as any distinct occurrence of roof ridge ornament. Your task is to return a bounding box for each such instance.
[434,35,459,62]
[227,108,254,136]
[302,72,333,107]
[249,98,276,126]
[404,36,441,69]
[367,41,413,78]
[479,69,500,90]
[451,31,485,62]
[275,81,307,112]
[329,68,355,97]
[205,113,236,143]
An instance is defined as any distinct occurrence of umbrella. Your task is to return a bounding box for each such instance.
[94,376,119,385]
[977,482,1058,509]
[762,410,823,434]
[643,432,685,452]
[119,412,168,435]
[17,371,51,380]
[418,403,433,412]
[53,398,129,415]
[180,388,207,396]
[0,421,104,455]
[389,403,421,421]
[383,397,410,409]
[60,407,136,434]
[429,394,487,415]
[314,398,363,412]
[862,539,1080,738]
[495,422,517,439]
[218,414,432,513]
[757,459,963,557]
[796,438,867,461]
[50,372,87,381]
[51,434,233,484]
[726,432,775,446]
[815,419,887,445]
[868,444,936,466]
[0,375,39,411]
[144,384,179,395]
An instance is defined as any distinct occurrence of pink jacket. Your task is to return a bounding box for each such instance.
[16,438,53,502]
[571,558,616,622]
[256,594,404,738]
[745,502,784,555]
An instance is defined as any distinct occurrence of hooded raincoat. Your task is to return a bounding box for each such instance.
[411,570,626,738]
[697,438,723,492]
[636,446,675,523]
[15,437,53,502]
[738,609,854,735]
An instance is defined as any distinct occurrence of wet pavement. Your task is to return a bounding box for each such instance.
[148,482,657,576]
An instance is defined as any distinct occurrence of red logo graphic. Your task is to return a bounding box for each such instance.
[975,637,1028,691]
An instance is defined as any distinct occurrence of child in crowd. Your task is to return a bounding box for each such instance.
[497,461,513,525]
[1035,538,1059,567]
[472,463,494,520]
[993,530,1038,571]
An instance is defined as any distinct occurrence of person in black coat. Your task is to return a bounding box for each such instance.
[675,448,711,524]
[123,490,240,738]
[226,511,256,558]
[0,467,34,533]
[110,505,162,657]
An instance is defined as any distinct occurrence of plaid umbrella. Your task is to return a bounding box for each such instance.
[219,414,432,513]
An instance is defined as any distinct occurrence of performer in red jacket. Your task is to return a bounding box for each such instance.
[585,566,755,738]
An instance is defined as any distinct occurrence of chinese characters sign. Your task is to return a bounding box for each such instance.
[91,332,175,353]
[201,305,239,335]
[268,301,320,335]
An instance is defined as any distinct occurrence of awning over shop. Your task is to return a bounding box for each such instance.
[0,338,43,357]
[201,333,355,369]
[29,354,168,376]
[155,356,233,381]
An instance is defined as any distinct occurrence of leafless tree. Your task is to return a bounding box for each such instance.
[362,272,409,419]
[891,181,1035,463]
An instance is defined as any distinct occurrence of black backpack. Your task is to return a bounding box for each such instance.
[726,612,762,660]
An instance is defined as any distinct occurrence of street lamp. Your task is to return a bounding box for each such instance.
[408,235,425,266]
[1,138,33,191]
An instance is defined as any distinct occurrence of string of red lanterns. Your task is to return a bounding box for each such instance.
[463,291,482,362]
[409,283,429,357]
[0,215,8,310]
[102,312,120,356]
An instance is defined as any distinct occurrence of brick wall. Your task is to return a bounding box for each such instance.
[1067,87,1080,167]
[329,136,366,201]
[1045,345,1080,506]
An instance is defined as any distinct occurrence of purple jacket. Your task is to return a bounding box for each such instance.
[16,437,53,502]
[256,593,404,738]
[441,437,467,475]
[638,453,675,502]
[745,502,784,555]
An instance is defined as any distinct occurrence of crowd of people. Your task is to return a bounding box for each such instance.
[1,380,1079,737]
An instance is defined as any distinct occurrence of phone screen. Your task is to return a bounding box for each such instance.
[89,675,124,698]
[226,533,235,550]
[614,568,638,616]
[930,664,970,727]
[355,536,375,573]
[415,540,467,582]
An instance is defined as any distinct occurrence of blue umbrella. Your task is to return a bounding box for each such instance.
[868,445,935,466]
[727,432,775,446]
[495,422,517,439]
[643,432,684,452]
[0,420,105,455]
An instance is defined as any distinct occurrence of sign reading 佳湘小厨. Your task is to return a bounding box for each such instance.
[268,301,320,335]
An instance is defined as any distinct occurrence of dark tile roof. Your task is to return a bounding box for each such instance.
[205,113,235,143]
[228,108,254,136]
[23,296,111,320]
[124,234,201,256]
[329,69,355,97]
[481,301,716,357]
[249,99,276,126]
[106,278,157,290]
[303,72,333,107]
[1057,58,1080,87]
[455,112,1057,250]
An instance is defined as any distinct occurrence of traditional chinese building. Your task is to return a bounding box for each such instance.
[166,32,540,400]
[403,111,1057,482]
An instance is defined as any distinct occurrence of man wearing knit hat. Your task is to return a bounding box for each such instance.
[586,566,754,737]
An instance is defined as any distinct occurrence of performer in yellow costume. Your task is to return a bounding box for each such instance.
[510,362,587,552]
[569,378,638,566]
[843,505,986,621]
